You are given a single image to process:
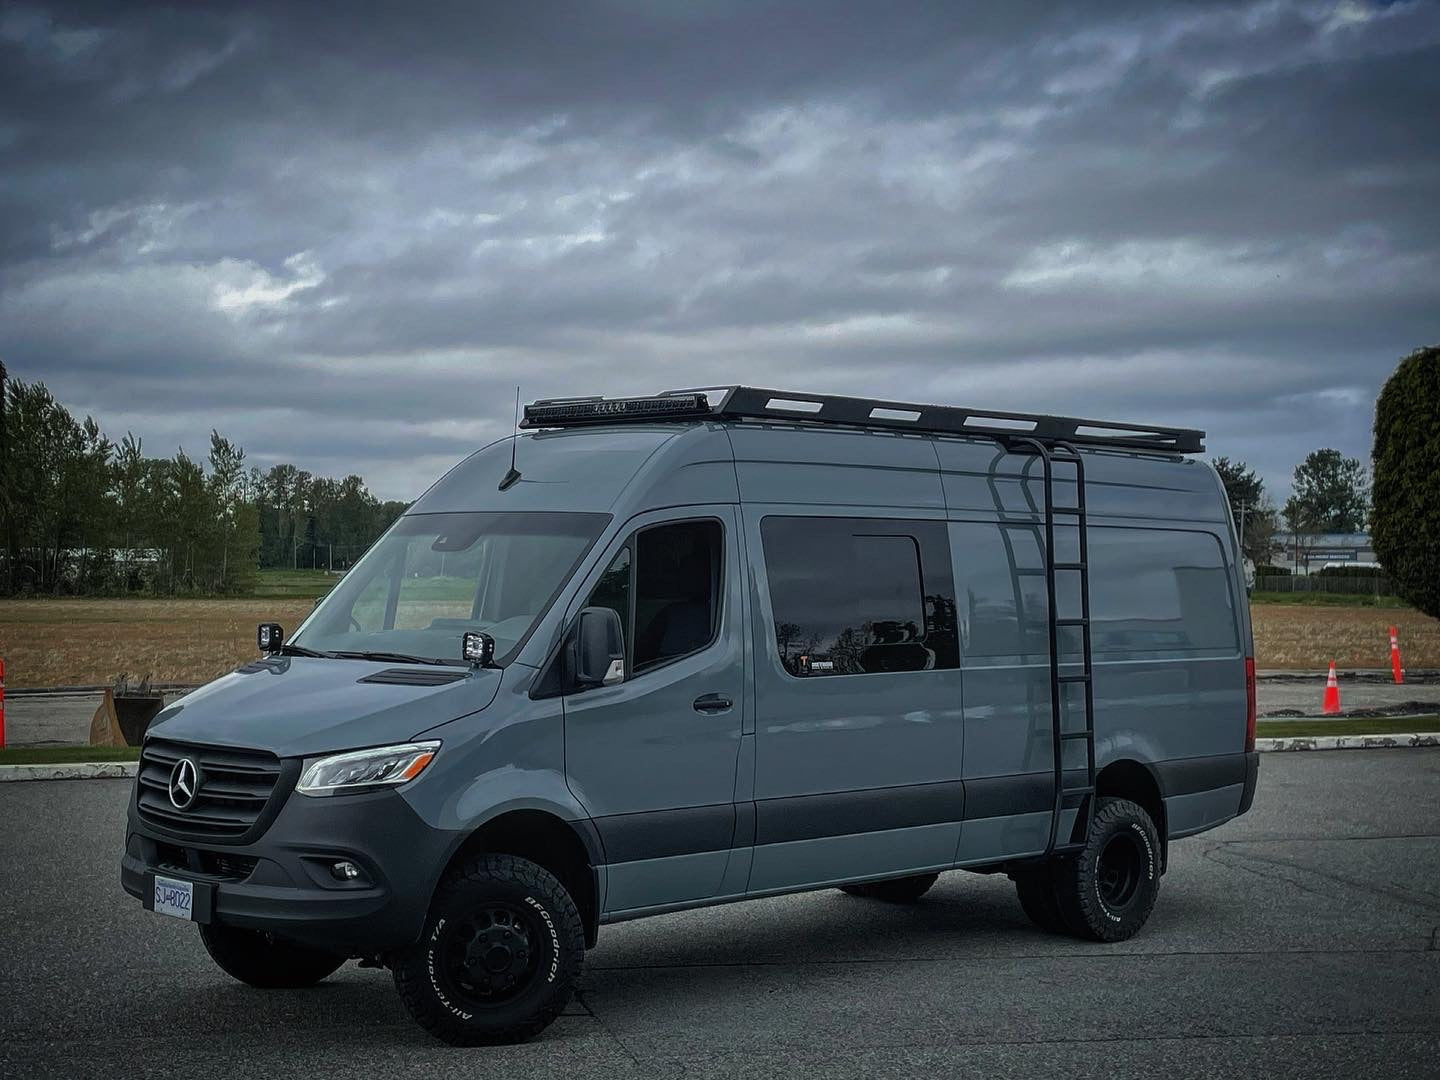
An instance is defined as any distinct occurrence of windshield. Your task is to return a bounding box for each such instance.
[291,511,609,665]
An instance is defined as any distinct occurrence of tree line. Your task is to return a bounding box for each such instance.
[0,367,408,596]
[1213,447,1371,573]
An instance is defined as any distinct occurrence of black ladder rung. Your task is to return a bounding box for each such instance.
[1053,562,1086,571]
[1058,673,1091,684]
[1060,729,1094,740]
[1052,506,1085,515]
[1055,617,1089,626]
[1062,785,1096,797]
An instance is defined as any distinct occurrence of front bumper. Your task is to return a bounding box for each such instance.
[121,782,455,954]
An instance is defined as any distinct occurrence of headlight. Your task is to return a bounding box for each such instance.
[296,741,440,796]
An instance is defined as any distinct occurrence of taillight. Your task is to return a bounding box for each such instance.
[1244,657,1257,752]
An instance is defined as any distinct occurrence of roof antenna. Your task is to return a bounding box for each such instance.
[499,386,522,491]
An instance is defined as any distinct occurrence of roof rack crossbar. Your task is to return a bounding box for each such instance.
[522,386,1205,454]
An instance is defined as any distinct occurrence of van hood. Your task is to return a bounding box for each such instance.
[143,657,503,759]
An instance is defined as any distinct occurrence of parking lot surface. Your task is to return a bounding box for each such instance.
[1,750,1437,1078]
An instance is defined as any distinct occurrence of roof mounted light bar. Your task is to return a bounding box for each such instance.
[520,386,1205,454]
[521,392,713,428]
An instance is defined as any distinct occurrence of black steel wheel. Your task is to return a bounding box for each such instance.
[437,903,542,1006]
[393,854,584,1046]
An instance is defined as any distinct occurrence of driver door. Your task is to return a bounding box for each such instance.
[562,505,746,915]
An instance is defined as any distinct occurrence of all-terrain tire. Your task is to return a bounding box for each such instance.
[1052,797,1162,942]
[198,924,347,988]
[838,873,940,902]
[393,854,584,1046]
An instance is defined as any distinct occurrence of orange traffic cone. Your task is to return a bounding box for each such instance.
[1322,661,1342,715]
[1390,626,1405,685]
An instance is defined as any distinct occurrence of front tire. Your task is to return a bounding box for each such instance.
[198,924,346,988]
[393,854,585,1046]
[838,873,940,903]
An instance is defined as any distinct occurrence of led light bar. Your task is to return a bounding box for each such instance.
[520,392,713,428]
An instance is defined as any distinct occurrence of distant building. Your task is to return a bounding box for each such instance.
[1271,533,1376,574]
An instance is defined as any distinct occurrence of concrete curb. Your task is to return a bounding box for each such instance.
[1257,732,1440,752]
[4,736,1440,782]
[0,762,138,783]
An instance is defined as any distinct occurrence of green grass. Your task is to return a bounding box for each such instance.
[1256,716,1439,738]
[0,746,141,766]
[1250,591,1406,608]
[252,568,341,599]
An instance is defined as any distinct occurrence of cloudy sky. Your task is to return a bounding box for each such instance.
[2,0,1436,502]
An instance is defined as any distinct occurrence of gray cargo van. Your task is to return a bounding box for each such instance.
[121,387,1258,1045]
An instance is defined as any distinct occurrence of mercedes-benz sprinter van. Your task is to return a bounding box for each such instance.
[122,387,1258,1045]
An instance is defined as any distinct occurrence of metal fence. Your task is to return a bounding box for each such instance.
[1255,574,1395,596]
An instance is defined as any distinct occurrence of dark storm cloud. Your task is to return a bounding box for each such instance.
[2,0,1436,499]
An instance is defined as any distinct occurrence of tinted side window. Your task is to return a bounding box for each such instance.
[762,516,958,677]
[580,520,723,677]
[633,520,723,671]
[1088,528,1238,654]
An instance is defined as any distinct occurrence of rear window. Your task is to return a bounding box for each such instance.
[1087,528,1238,654]
[953,524,1238,658]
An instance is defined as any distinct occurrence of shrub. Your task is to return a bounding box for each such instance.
[1372,346,1440,618]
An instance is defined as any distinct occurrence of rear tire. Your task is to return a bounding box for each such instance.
[198,924,346,988]
[837,873,940,903]
[1052,797,1162,942]
[393,854,584,1046]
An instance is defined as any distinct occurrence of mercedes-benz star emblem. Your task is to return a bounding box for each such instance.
[168,758,200,810]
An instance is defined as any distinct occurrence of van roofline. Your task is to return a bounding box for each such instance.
[521,386,1206,455]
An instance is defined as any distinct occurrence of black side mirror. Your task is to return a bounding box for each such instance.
[258,623,284,655]
[572,607,624,688]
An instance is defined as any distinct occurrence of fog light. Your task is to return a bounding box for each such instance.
[330,860,361,881]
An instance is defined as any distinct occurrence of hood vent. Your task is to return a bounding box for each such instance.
[358,668,469,686]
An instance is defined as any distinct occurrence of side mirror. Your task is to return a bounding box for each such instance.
[257,623,285,655]
[572,607,624,688]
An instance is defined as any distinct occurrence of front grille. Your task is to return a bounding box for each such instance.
[137,739,285,841]
[152,840,257,881]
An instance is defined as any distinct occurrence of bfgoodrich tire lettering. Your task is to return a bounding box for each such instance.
[393,854,584,1046]
[1054,797,1161,942]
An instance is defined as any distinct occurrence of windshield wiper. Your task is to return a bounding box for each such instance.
[278,643,334,658]
[330,650,460,667]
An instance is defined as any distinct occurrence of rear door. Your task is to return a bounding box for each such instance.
[562,505,747,914]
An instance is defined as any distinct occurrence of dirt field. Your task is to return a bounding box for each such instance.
[1,598,1437,688]
[0,599,314,688]
[1250,604,1438,670]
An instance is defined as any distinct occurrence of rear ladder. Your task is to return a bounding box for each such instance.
[1007,437,1097,857]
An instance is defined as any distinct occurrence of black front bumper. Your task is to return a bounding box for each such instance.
[121,782,455,954]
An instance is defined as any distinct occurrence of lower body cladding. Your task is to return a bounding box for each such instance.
[595,751,1260,921]
[121,785,454,954]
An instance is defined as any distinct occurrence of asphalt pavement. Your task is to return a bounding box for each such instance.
[1,751,1438,1077]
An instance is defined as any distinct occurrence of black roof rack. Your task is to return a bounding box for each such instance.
[520,386,1205,454]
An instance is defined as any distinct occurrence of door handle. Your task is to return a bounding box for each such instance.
[692,693,733,714]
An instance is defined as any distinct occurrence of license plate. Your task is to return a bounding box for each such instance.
[152,875,195,920]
